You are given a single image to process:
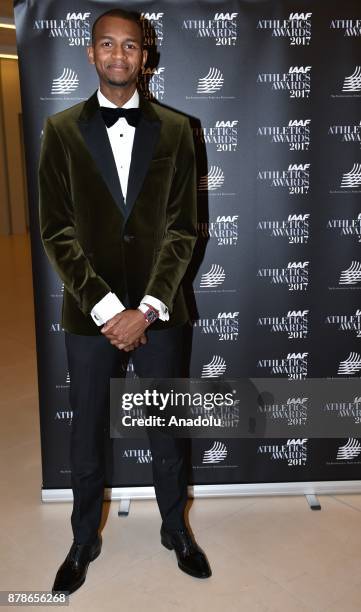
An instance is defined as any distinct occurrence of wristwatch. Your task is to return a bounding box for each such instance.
[138,303,159,324]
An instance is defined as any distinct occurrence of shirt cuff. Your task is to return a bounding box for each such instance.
[90,292,126,326]
[140,295,169,321]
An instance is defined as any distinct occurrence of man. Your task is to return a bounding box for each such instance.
[38,8,211,595]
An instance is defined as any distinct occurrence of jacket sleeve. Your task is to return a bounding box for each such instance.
[144,117,197,313]
[38,117,111,316]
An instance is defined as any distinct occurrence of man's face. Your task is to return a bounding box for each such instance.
[87,16,147,88]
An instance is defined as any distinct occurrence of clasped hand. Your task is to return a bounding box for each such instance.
[101,309,149,351]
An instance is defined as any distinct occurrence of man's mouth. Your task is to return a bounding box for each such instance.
[108,64,128,71]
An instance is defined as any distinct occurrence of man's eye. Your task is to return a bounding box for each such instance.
[102,41,111,46]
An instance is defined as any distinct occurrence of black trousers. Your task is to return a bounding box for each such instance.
[65,324,189,545]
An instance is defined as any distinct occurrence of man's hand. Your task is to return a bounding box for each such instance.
[101,309,149,350]
[121,332,147,352]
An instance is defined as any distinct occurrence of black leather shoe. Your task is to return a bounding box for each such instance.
[160,525,212,578]
[52,535,102,595]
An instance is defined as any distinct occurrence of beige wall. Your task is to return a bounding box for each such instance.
[0,58,28,234]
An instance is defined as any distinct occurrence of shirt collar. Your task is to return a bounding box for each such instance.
[97,87,139,109]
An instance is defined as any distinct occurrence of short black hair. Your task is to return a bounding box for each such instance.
[91,8,144,47]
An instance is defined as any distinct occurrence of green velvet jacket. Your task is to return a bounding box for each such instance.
[38,91,197,335]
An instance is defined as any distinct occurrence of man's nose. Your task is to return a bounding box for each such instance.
[111,45,127,60]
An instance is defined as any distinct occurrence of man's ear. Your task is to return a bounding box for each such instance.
[87,46,95,65]
[142,48,148,68]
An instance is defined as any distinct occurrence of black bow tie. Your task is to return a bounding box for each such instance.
[100,106,141,128]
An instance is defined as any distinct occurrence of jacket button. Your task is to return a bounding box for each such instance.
[123,234,135,243]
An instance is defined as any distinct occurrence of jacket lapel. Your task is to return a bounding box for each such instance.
[126,96,161,216]
[77,91,125,213]
[76,91,161,221]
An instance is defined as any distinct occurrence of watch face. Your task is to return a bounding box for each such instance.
[146,309,158,323]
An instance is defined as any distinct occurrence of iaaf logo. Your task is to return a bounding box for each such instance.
[339,261,361,285]
[338,352,361,375]
[257,353,308,380]
[257,261,309,291]
[51,68,79,95]
[141,12,164,46]
[214,13,238,20]
[257,310,309,339]
[258,397,308,426]
[257,119,311,151]
[198,166,225,191]
[257,12,312,46]
[330,19,361,37]
[257,438,308,466]
[141,12,163,20]
[198,214,239,247]
[324,396,361,424]
[336,438,361,461]
[201,355,227,378]
[122,449,152,463]
[193,121,238,151]
[200,264,226,287]
[328,121,361,146]
[197,67,224,94]
[257,213,310,244]
[33,12,90,45]
[138,66,165,101]
[182,13,238,46]
[325,309,361,337]
[257,164,310,195]
[340,163,361,189]
[215,120,238,127]
[257,66,311,98]
[66,12,90,20]
[327,213,361,243]
[193,311,239,341]
[202,441,228,463]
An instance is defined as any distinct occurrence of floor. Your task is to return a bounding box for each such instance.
[2,233,361,612]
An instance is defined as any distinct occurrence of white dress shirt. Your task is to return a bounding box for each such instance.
[90,88,169,326]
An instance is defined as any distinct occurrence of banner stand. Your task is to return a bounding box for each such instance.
[41,481,361,514]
